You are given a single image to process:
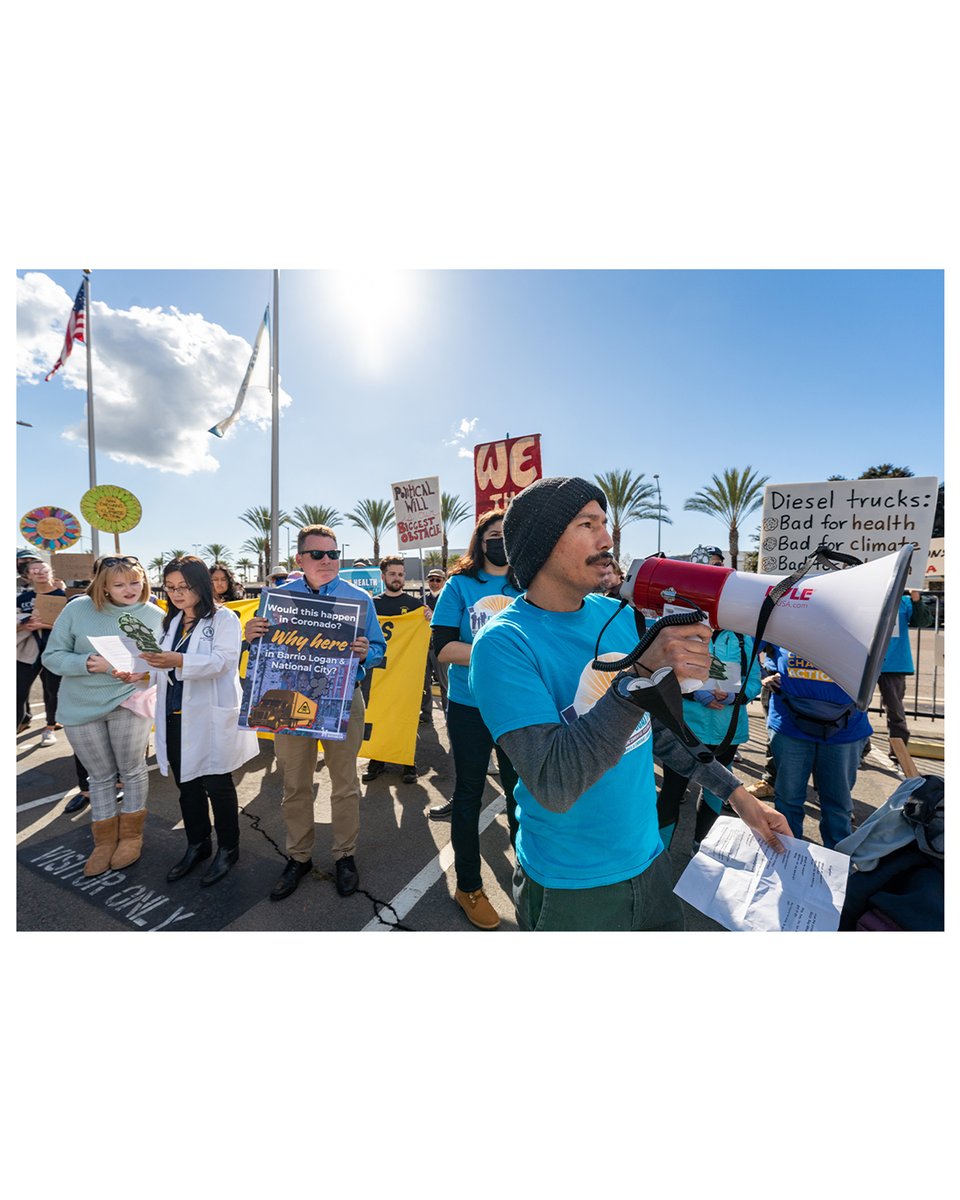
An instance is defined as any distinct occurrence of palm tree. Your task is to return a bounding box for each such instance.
[684,466,769,570]
[235,557,255,582]
[347,498,396,563]
[440,492,472,570]
[241,536,269,581]
[239,505,290,574]
[291,503,341,530]
[147,554,166,585]
[202,542,231,564]
[594,469,670,564]
[167,548,188,562]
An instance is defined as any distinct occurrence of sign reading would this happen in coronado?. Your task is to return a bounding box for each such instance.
[760,477,938,588]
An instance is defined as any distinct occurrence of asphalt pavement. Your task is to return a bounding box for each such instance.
[16,678,944,933]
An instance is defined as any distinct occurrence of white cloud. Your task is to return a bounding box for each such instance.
[444,415,479,449]
[16,273,292,475]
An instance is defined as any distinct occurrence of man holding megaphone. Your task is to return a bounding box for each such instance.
[469,476,791,933]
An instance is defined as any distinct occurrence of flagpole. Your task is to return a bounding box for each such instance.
[270,268,280,575]
[84,270,100,558]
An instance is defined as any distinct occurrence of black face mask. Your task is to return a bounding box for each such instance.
[484,538,508,567]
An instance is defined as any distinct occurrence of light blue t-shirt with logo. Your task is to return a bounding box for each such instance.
[470,594,661,889]
[431,570,521,707]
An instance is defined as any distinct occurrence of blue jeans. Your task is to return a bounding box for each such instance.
[446,699,518,893]
[513,853,685,931]
[771,731,865,849]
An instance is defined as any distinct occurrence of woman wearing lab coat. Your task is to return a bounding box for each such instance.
[142,557,259,886]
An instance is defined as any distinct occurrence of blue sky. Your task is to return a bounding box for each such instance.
[16,269,943,572]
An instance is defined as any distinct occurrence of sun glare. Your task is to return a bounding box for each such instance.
[325,271,421,376]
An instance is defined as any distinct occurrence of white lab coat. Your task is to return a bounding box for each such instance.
[152,606,260,782]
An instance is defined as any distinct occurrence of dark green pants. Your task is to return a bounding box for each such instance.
[513,852,685,932]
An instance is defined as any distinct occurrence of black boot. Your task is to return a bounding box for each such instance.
[166,836,212,882]
[200,844,239,887]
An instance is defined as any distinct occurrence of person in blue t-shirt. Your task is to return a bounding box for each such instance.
[245,524,386,903]
[870,591,919,765]
[469,477,788,932]
[765,645,871,848]
[429,510,522,930]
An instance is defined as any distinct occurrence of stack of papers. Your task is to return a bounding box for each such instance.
[674,817,850,932]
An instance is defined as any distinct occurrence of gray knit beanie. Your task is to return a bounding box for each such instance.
[503,476,607,589]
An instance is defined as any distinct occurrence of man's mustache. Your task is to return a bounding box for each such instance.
[587,553,614,567]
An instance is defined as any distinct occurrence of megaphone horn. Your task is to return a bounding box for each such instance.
[621,545,914,711]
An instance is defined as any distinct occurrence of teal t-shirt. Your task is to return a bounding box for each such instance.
[430,570,521,707]
[470,593,661,889]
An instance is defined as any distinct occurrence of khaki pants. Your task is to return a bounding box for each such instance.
[274,689,365,863]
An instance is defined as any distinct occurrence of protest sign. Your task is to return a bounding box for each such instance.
[392,476,442,549]
[474,434,542,516]
[340,568,380,596]
[759,476,938,587]
[32,593,69,625]
[50,552,96,583]
[925,537,944,581]
[239,590,362,740]
[361,609,432,764]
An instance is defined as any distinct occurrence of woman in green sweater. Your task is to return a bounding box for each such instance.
[42,556,164,877]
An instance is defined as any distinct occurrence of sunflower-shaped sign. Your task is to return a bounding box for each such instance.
[20,506,82,551]
[80,485,142,534]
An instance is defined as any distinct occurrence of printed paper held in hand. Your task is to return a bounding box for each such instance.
[87,635,151,675]
[674,817,850,932]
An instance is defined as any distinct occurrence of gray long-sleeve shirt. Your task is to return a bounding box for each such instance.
[498,683,741,814]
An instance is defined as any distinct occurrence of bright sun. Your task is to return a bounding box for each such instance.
[325,271,421,376]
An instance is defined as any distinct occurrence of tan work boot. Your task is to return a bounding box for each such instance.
[455,887,500,930]
[84,815,120,877]
[746,781,775,799]
[111,809,147,869]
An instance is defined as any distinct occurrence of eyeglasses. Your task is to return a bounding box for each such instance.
[101,556,140,568]
[165,584,195,595]
[302,549,340,560]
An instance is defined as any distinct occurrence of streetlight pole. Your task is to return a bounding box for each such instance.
[653,474,662,554]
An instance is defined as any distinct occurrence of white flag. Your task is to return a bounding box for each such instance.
[209,305,270,438]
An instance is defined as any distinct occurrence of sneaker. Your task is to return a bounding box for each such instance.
[361,760,384,783]
[746,781,775,799]
[455,887,500,930]
[40,729,57,746]
[428,800,453,819]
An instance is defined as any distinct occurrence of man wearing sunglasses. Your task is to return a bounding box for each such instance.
[245,524,386,902]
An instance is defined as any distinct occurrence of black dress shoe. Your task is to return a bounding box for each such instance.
[64,792,90,815]
[270,857,313,901]
[402,766,417,784]
[428,801,453,819]
[335,855,359,896]
[166,837,213,882]
[361,760,384,783]
[200,844,239,887]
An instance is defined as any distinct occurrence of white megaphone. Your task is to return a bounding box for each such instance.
[621,545,914,710]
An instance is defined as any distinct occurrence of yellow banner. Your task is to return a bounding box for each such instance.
[227,597,269,737]
[361,608,431,763]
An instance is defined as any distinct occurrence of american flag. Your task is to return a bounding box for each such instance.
[44,280,86,382]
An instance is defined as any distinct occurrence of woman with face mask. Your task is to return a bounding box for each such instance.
[41,556,164,876]
[428,511,521,930]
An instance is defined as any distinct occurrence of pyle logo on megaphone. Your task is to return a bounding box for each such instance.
[620,546,913,711]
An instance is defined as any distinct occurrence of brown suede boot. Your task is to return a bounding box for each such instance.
[84,815,120,877]
[111,809,147,869]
